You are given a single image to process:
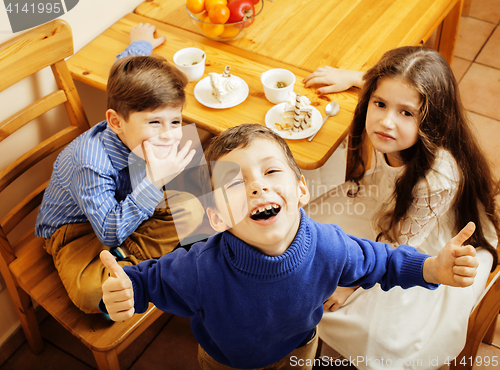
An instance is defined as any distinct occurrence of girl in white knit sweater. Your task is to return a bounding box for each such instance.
[304,46,499,369]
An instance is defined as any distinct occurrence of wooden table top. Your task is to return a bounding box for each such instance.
[68,0,462,170]
[135,0,462,72]
[67,13,358,170]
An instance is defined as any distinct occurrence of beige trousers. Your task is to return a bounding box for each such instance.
[198,331,319,370]
[44,191,205,313]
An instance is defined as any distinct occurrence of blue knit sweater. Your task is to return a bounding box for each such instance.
[124,209,437,368]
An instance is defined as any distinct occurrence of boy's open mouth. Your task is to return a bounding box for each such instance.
[250,204,281,221]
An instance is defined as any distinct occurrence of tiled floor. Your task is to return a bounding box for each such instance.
[454,5,500,368]
[1,1,500,369]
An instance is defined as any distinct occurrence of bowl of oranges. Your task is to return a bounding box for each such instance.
[187,0,264,41]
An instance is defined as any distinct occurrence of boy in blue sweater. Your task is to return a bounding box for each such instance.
[35,24,205,313]
[100,124,478,369]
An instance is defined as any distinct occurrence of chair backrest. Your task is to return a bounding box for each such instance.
[0,19,90,264]
[451,257,500,369]
[0,22,165,369]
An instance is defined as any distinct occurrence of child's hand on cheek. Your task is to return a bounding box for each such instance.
[100,251,135,322]
[129,23,166,49]
[143,140,196,189]
[423,222,479,287]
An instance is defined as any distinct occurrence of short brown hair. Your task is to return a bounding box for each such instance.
[107,55,188,121]
[200,124,302,207]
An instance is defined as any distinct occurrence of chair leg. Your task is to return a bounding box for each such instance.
[0,256,43,353]
[93,349,120,370]
[483,314,499,345]
[16,287,44,354]
[19,290,44,353]
[462,0,472,16]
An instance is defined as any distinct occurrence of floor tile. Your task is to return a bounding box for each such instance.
[468,0,500,24]
[472,343,500,369]
[39,315,97,367]
[455,17,496,61]
[467,112,500,181]
[459,63,500,121]
[118,313,174,369]
[0,340,93,370]
[476,26,500,69]
[130,315,199,370]
[451,56,472,82]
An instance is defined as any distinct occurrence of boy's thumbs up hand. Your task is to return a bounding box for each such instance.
[100,250,135,321]
[423,222,479,287]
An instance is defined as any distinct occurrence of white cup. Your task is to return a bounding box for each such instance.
[260,69,296,104]
[173,48,206,82]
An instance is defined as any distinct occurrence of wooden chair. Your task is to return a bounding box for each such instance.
[0,19,162,370]
[451,258,500,370]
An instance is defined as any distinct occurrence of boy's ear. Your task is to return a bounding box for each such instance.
[298,175,310,206]
[106,109,125,135]
[206,207,230,233]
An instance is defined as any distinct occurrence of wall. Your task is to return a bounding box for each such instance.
[0,0,144,347]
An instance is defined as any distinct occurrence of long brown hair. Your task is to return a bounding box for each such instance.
[347,46,499,268]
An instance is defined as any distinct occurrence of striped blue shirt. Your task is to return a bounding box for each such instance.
[35,41,162,246]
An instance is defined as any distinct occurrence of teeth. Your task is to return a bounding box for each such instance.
[250,204,280,216]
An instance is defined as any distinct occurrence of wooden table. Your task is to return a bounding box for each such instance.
[67,13,356,170]
[68,0,463,170]
[135,0,463,71]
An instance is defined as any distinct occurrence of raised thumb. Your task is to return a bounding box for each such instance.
[100,250,127,279]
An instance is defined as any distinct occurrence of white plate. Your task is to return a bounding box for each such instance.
[265,103,322,140]
[194,76,249,109]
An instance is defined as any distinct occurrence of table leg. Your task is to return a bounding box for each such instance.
[462,0,472,16]
[437,0,463,65]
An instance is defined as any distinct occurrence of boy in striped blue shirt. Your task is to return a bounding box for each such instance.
[35,24,205,313]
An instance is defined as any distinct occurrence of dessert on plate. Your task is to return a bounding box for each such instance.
[209,65,242,103]
[275,92,313,133]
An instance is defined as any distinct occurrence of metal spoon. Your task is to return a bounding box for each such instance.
[307,101,340,141]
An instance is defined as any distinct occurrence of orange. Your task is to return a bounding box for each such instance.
[208,4,230,24]
[187,0,205,14]
[203,18,225,37]
[197,13,209,28]
[204,0,226,12]
[220,25,240,39]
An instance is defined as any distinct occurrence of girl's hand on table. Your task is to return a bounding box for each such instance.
[303,66,364,95]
